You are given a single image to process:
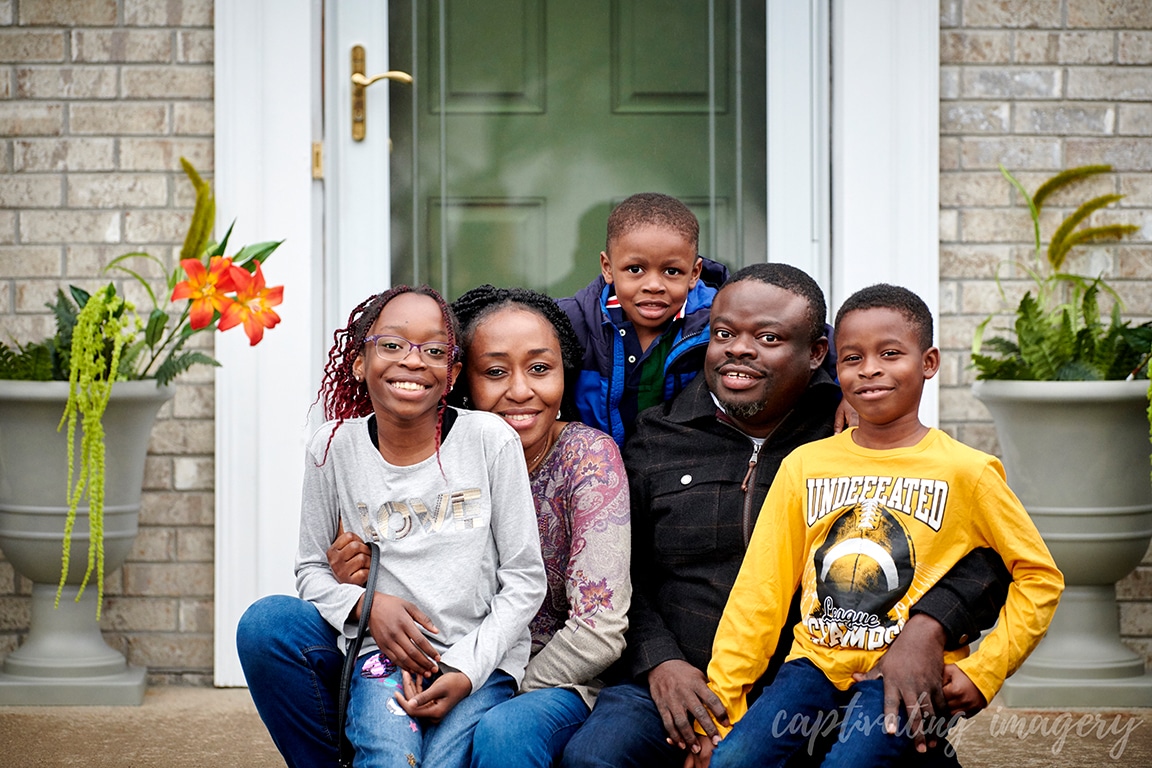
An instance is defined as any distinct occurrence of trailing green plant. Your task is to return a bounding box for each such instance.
[0,158,286,617]
[971,165,1151,382]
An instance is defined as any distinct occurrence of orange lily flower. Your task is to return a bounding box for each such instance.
[171,256,237,329]
[218,262,284,345]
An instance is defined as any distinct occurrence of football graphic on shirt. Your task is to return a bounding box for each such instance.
[812,498,915,623]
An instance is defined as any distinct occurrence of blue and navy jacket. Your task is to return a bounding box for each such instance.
[558,257,730,446]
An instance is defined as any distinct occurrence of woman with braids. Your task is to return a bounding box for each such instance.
[238,285,630,768]
[243,285,546,768]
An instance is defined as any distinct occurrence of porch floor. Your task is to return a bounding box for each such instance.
[0,686,1148,767]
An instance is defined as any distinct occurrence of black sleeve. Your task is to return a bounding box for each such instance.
[909,547,1012,650]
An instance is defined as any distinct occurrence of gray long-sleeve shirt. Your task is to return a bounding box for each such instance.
[295,408,546,688]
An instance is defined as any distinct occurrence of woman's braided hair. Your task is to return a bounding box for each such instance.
[449,285,583,422]
[314,284,460,466]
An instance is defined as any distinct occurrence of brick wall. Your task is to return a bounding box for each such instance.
[0,0,215,684]
[938,0,1152,663]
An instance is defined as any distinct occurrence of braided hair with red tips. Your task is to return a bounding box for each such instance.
[314,284,460,467]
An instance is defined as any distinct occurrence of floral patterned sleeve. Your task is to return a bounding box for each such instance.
[521,424,632,693]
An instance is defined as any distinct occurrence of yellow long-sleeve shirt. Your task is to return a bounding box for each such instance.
[707,428,1063,730]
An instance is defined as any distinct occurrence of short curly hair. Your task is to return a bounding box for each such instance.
[834,283,934,350]
[605,192,699,254]
[450,285,583,422]
[724,262,827,344]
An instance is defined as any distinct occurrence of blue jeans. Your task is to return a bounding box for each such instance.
[237,595,342,768]
[348,653,516,768]
[560,680,683,768]
[712,657,934,767]
[472,687,590,768]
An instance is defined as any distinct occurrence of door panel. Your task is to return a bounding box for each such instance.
[390,0,764,300]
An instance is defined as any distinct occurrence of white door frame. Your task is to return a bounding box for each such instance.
[213,0,938,686]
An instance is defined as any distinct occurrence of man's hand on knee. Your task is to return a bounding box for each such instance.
[647,660,729,752]
[851,613,947,753]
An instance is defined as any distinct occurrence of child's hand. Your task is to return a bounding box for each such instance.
[942,664,987,717]
[832,398,858,434]
[395,669,472,724]
[682,732,715,768]
[367,594,441,677]
[328,519,371,586]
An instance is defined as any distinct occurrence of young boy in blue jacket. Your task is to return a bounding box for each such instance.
[558,193,729,446]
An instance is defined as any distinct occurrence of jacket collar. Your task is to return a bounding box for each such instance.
[667,366,840,433]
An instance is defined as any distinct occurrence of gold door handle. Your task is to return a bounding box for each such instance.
[351,45,412,142]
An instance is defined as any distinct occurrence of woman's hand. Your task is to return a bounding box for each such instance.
[328,519,371,586]
[366,594,441,677]
[395,669,473,724]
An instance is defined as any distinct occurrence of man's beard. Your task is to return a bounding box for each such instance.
[718,395,765,421]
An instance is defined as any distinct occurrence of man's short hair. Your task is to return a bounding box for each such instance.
[834,283,934,350]
[605,193,699,253]
[724,262,827,343]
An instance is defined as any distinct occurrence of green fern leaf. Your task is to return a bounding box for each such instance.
[154,350,220,387]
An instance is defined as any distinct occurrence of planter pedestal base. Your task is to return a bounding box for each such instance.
[999,585,1152,708]
[0,585,146,706]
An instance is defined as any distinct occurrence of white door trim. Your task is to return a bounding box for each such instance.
[212,0,940,686]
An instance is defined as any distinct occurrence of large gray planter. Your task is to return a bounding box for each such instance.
[972,378,1152,707]
[0,379,173,705]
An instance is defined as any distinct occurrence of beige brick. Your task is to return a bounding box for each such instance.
[20,209,120,244]
[125,633,213,669]
[0,103,64,136]
[0,175,61,208]
[959,207,1039,243]
[940,66,960,100]
[960,136,1061,169]
[1068,0,1152,29]
[1066,137,1152,171]
[139,491,214,526]
[120,137,213,172]
[68,173,168,209]
[0,30,65,61]
[71,29,173,63]
[1119,104,1152,136]
[940,137,961,171]
[15,67,118,99]
[0,597,30,631]
[121,65,213,99]
[173,102,212,135]
[150,419,214,454]
[940,0,961,28]
[101,597,178,632]
[65,244,166,278]
[940,172,1012,207]
[940,208,959,242]
[1015,170,1115,206]
[1120,175,1152,205]
[124,562,212,597]
[14,278,69,312]
[940,244,1012,278]
[1016,31,1116,65]
[69,102,169,134]
[0,246,61,278]
[0,212,15,244]
[173,456,214,490]
[0,314,55,344]
[941,30,1011,64]
[13,138,114,171]
[0,0,11,25]
[178,598,213,633]
[1121,602,1152,637]
[176,528,214,562]
[963,0,1062,28]
[1015,102,1116,135]
[1116,245,1152,278]
[960,67,1061,99]
[941,102,1010,134]
[1119,32,1152,65]
[18,0,117,26]
[142,455,173,490]
[173,382,214,418]
[0,561,14,593]
[1067,68,1152,101]
[124,209,192,245]
[939,384,997,424]
[176,30,213,64]
[125,0,213,27]
[129,527,176,561]
[0,70,10,100]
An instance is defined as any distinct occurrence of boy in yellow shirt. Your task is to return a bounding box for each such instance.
[702,284,1063,766]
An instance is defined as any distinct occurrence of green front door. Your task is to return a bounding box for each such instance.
[389,0,765,300]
